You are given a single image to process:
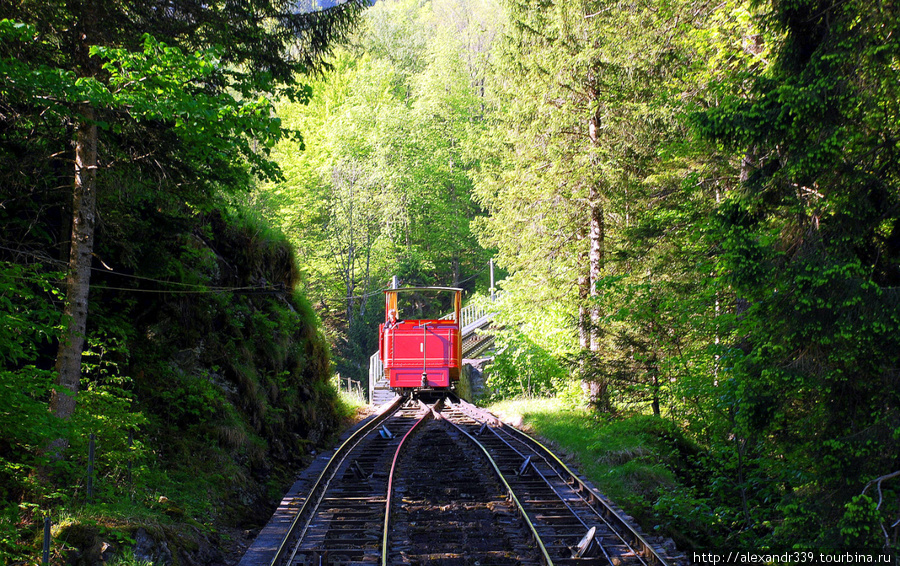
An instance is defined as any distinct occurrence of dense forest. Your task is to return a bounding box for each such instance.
[0,0,369,563]
[2,0,899,563]
[256,0,900,552]
[249,0,499,383]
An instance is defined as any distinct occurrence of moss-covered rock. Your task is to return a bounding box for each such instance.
[0,206,347,565]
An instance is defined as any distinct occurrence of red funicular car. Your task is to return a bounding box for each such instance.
[379,287,462,393]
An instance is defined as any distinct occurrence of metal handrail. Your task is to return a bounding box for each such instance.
[440,293,502,329]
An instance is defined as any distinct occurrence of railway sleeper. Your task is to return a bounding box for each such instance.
[267,398,679,566]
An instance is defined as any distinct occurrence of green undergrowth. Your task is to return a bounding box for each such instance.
[333,377,368,413]
[0,207,350,564]
[488,397,707,548]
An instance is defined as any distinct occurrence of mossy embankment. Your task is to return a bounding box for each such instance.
[1,208,353,565]
[489,398,717,550]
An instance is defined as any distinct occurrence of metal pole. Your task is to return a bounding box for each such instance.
[42,516,50,565]
[489,259,495,301]
[421,323,427,388]
[391,275,398,289]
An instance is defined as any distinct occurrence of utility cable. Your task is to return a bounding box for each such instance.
[3,273,284,295]
[320,264,491,303]
[1,246,283,294]
[3,244,494,297]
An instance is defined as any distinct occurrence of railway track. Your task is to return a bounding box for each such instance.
[439,399,674,566]
[252,395,682,566]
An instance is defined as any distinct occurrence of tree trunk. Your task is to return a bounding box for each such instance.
[578,260,597,401]
[578,269,590,350]
[579,197,606,407]
[588,191,603,352]
[587,111,604,352]
[585,111,608,409]
[49,108,98,455]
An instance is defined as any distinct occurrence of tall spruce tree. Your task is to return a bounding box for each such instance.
[696,0,900,545]
[476,0,747,406]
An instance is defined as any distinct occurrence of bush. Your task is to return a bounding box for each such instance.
[483,328,568,401]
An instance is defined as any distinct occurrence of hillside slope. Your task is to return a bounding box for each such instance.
[1,206,345,564]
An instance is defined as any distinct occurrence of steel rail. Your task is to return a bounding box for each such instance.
[494,418,650,566]
[442,401,589,521]
[269,395,406,566]
[380,400,441,566]
[453,397,670,566]
[486,417,618,563]
[440,400,615,562]
[447,400,619,563]
[429,401,556,566]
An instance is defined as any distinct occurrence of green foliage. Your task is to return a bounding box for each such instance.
[471,0,761,417]
[688,0,900,545]
[109,546,153,566]
[484,328,567,401]
[0,0,367,561]
[0,261,61,366]
[89,34,298,183]
[2,0,898,557]
[0,263,63,499]
[489,399,723,543]
[839,495,883,548]
[0,207,341,563]
[0,21,293,193]
[0,265,154,559]
[253,0,499,385]
[474,0,900,550]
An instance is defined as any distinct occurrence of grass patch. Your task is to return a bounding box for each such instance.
[332,376,367,416]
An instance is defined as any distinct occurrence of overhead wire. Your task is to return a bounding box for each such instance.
[2,244,495,298]
[0,244,281,294]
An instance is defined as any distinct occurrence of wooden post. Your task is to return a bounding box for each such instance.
[42,516,51,565]
[127,431,133,499]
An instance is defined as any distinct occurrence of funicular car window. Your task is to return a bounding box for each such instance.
[395,289,456,321]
